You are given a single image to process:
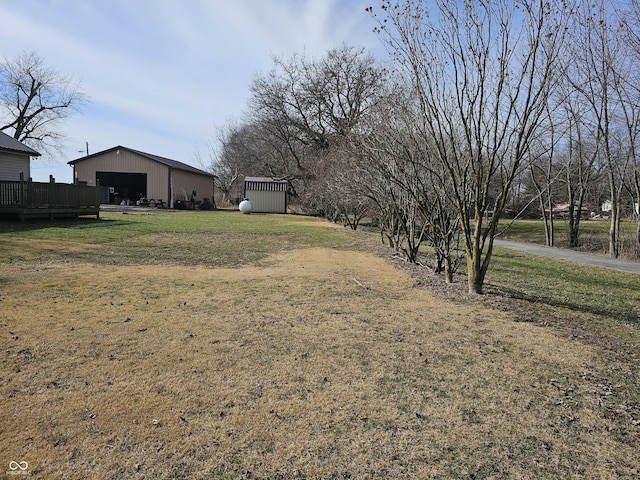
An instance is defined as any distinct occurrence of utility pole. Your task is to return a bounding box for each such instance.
[78,142,89,156]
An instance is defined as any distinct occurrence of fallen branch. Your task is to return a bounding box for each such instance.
[353,277,369,290]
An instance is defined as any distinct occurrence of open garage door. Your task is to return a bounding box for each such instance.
[96,172,147,205]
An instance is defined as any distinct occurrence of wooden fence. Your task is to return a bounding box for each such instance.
[0,177,100,222]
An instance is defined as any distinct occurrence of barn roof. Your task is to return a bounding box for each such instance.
[0,131,41,156]
[68,145,214,177]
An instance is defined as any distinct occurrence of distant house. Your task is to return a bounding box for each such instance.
[0,131,41,180]
[68,146,214,207]
[545,203,589,218]
[243,176,288,213]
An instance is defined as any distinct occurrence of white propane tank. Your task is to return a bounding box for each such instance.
[239,199,252,214]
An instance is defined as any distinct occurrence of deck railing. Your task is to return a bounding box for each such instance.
[0,177,100,209]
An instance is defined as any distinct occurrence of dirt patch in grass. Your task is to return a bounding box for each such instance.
[1,247,639,478]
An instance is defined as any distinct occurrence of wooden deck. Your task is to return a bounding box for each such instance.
[0,178,101,222]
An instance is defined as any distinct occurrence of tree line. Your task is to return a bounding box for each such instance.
[210,0,640,294]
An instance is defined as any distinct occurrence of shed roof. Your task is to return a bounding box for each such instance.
[244,176,287,183]
[244,176,288,192]
[0,131,41,156]
[68,145,214,177]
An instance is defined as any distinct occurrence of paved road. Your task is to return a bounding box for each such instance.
[493,240,640,275]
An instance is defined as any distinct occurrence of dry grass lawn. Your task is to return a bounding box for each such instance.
[1,221,639,478]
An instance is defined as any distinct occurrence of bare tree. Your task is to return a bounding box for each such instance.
[370,0,572,293]
[561,110,600,248]
[202,125,245,206]
[210,121,294,200]
[518,100,565,247]
[359,128,430,263]
[569,1,633,258]
[527,144,560,247]
[611,77,640,257]
[354,83,461,280]
[206,147,239,206]
[247,45,385,209]
[310,141,373,229]
[619,0,640,256]
[0,51,86,154]
[550,78,603,249]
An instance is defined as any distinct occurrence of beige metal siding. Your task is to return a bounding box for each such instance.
[0,152,30,181]
[74,150,169,202]
[171,169,214,203]
[245,190,286,213]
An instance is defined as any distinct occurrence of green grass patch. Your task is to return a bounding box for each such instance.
[0,210,344,243]
[488,218,640,325]
[499,218,637,251]
[0,211,362,266]
[488,247,640,324]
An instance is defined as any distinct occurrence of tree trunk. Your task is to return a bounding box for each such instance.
[467,260,487,294]
[466,221,485,294]
[608,174,622,257]
[542,203,555,247]
[467,264,482,294]
[548,214,555,247]
[636,178,640,258]
[610,199,621,258]
[444,257,453,284]
[636,217,640,258]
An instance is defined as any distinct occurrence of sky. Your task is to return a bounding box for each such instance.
[0,0,384,182]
